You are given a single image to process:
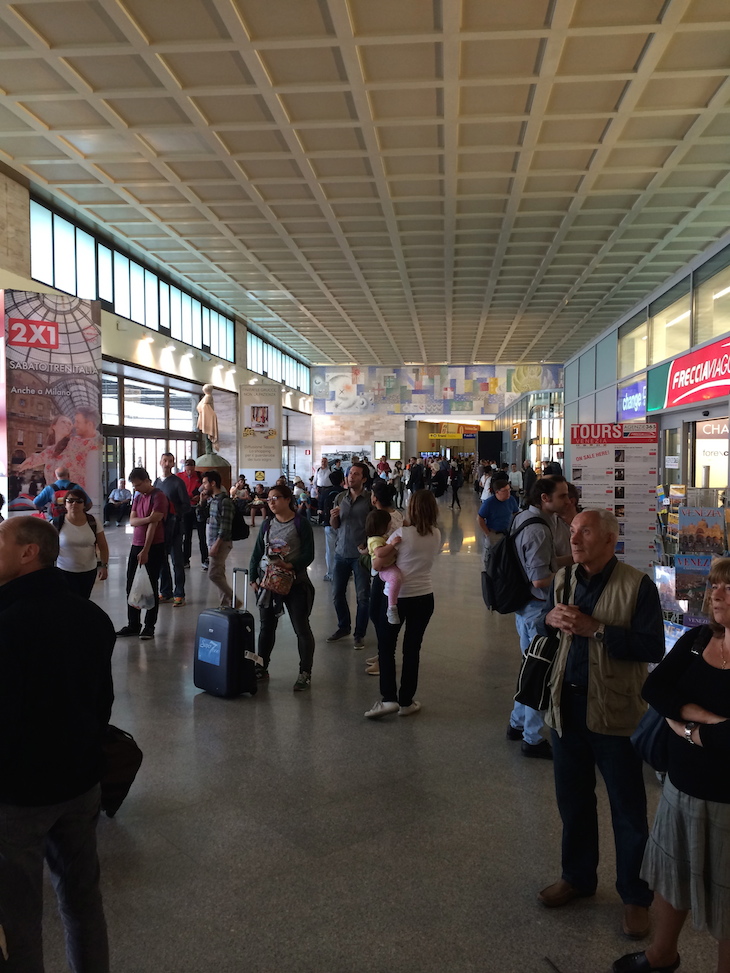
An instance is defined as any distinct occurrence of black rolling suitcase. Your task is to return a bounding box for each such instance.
[193,567,260,697]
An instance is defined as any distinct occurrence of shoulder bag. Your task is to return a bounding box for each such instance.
[514,565,572,711]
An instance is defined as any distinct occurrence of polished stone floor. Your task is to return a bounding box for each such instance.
[42,489,716,973]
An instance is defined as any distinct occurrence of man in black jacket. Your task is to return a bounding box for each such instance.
[154,452,191,607]
[0,516,115,972]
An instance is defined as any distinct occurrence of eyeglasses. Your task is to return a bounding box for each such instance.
[65,498,85,504]
[267,496,284,502]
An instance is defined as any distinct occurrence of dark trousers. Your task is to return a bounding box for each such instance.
[451,486,461,508]
[0,784,108,973]
[258,578,316,673]
[376,591,434,707]
[551,690,653,906]
[332,555,371,638]
[159,516,185,599]
[59,568,97,600]
[183,508,208,563]
[103,501,129,525]
[125,542,165,631]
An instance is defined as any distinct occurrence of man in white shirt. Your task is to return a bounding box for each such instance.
[314,457,333,490]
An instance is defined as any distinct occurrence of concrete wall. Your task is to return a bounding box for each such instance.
[0,172,30,279]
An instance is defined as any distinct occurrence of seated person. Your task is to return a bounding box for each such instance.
[249,483,268,528]
[103,478,132,526]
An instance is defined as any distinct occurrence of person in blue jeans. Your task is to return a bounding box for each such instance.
[327,462,371,650]
[509,476,570,759]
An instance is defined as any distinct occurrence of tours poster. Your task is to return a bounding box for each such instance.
[570,422,658,573]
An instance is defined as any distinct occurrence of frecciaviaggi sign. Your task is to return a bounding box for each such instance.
[654,335,730,409]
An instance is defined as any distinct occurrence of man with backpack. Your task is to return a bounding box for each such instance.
[33,466,90,518]
[198,471,239,609]
[508,476,570,759]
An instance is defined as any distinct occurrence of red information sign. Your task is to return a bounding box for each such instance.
[7,317,59,349]
[570,422,658,445]
[665,335,730,408]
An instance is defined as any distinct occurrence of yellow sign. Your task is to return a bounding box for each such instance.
[254,470,266,481]
[428,433,462,440]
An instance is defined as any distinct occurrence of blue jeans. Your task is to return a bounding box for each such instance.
[510,597,547,745]
[551,691,652,906]
[332,555,371,638]
[159,516,185,599]
[0,784,108,972]
[324,526,336,577]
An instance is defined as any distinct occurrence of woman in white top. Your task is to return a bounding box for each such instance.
[53,488,109,598]
[365,489,441,720]
[365,481,404,675]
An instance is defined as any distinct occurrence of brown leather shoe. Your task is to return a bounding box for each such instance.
[622,905,650,940]
[538,879,594,908]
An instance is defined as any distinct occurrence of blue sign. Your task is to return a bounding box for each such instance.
[463,433,476,439]
[617,377,647,421]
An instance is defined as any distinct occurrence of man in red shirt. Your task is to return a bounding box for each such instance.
[376,455,391,477]
[178,458,207,569]
[116,467,168,640]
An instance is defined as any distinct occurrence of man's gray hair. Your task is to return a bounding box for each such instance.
[583,507,619,539]
[9,516,60,567]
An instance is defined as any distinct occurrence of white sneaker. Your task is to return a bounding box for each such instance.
[364,700,399,719]
[398,701,421,717]
[386,606,401,625]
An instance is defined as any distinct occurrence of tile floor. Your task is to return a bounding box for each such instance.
[42,491,716,973]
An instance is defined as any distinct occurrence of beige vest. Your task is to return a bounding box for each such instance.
[546,561,648,737]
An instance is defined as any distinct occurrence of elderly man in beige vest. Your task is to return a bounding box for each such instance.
[536,509,664,941]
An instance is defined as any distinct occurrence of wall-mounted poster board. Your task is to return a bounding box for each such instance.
[570,422,659,573]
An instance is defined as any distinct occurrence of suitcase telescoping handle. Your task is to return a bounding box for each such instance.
[232,566,248,612]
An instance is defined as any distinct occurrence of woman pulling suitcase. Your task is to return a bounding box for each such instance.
[249,485,316,691]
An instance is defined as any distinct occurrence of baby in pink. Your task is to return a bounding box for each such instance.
[366,508,403,625]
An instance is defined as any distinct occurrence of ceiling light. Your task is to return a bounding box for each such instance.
[664,310,690,329]
[141,336,154,344]
[184,352,194,358]
[165,342,176,351]
[249,378,258,384]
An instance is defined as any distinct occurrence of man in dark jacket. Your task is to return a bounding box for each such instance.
[154,452,191,607]
[0,516,115,971]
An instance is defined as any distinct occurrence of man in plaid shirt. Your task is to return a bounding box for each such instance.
[198,471,239,608]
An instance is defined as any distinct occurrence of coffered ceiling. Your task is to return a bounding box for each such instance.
[2,0,730,367]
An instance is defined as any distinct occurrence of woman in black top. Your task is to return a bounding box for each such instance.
[613,559,730,973]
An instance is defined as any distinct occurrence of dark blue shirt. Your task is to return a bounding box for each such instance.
[478,494,518,533]
[538,556,664,688]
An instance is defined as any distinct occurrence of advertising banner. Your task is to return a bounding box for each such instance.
[650,334,730,409]
[239,385,282,479]
[1,291,102,516]
[617,376,647,421]
[570,422,658,573]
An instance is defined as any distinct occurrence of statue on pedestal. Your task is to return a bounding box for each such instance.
[196,384,219,453]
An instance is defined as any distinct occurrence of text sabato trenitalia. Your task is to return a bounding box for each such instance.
[8,361,95,374]
[672,354,730,389]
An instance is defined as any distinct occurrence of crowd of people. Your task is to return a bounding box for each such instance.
[1,449,728,973]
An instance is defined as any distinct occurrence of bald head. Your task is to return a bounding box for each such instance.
[55,467,70,480]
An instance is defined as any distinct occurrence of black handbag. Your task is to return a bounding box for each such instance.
[100,724,143,818]
[514,565,572,711]
[630,707,669,773]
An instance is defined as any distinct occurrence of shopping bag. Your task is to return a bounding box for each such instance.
[128,563,155,610]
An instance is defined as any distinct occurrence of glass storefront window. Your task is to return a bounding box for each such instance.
[618,314,647,377]
[102,375,119,425]
[694,418,729,488]
[169,389,198,431]
[695,263,730,346]
[650,294,691,365]
[123,379,166,429]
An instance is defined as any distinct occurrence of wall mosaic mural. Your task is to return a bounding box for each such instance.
[312,364,563,416]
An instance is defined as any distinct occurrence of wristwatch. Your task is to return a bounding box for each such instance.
[593,623,605,642]
[684,721,698,744]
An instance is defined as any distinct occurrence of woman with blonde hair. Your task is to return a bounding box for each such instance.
[613,557,730,973]
[365,488,441,720]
